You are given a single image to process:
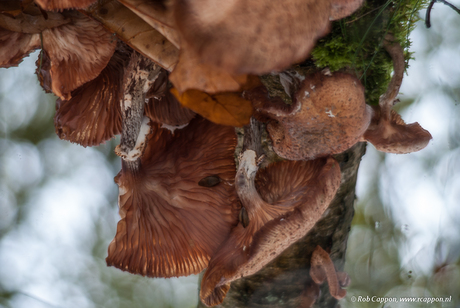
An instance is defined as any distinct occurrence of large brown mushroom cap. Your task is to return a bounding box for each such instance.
[200,150,341,306]
[107,117,239,278]
[250,72,371,160]
[173,0,333,75]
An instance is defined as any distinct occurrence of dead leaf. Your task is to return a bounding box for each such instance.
[118,0,181,48]
[84,0,179,72]
[171,88,253,127]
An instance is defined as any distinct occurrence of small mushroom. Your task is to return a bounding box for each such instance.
[107,117,240,278]
[310,245,349,300]
[363,34,432,153]
[200,150,341,306]
[247,72,372,160]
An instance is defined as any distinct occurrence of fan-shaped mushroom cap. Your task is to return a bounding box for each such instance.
[200,150,341,306]
[173,0,334,75]
[107,117,239,278]
[54,48,130,147]
[41,11,116,100]
[249,72,371,160]
[35,0,97,11]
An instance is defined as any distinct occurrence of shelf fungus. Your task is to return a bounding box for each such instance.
[362,34,432,153]
[35,0,97,11]
[309,246,350,300]
[247,72,372,160]
[107,117,240,278]
[200,150,341,307]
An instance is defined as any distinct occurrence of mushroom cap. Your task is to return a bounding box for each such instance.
[173,0,333,75]
[200,154,341,306]
[0,28,40,68]
[255,72,371,160]
[329,0,364,20]
[107,117,239,278]
[364,108,432,154]
[54,48,129,147]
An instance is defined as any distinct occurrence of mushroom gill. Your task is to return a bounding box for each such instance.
[172,0,364,76]
[200,150,341,307]
[107,117,239,278]
[53,47,130,147]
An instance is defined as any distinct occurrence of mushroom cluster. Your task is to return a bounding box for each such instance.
[0,1,434,307]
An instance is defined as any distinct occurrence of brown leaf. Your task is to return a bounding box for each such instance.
[84,0,179,72]
[171,88,253,127]
[118,0,180,48]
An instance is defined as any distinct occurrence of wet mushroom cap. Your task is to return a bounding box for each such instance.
[252,72,371,160]
[200,152,341,306]
[107,117,239,278]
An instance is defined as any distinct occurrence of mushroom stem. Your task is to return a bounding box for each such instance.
[379,34,405,121]
[118,51,162,171]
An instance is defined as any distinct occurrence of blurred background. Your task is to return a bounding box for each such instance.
[1,3,460,308]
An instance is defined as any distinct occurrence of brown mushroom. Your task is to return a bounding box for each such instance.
[41,11,116,100]
[53,47,130,147]
[173,0,363,75]
[247,72,372,160]
[200,150,341,306]
[310,245,349,300]
[363,34,432,153]
[144,69,196,127]
[107,117,240,278]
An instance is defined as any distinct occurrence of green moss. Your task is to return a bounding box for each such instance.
[311,0,428,105]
